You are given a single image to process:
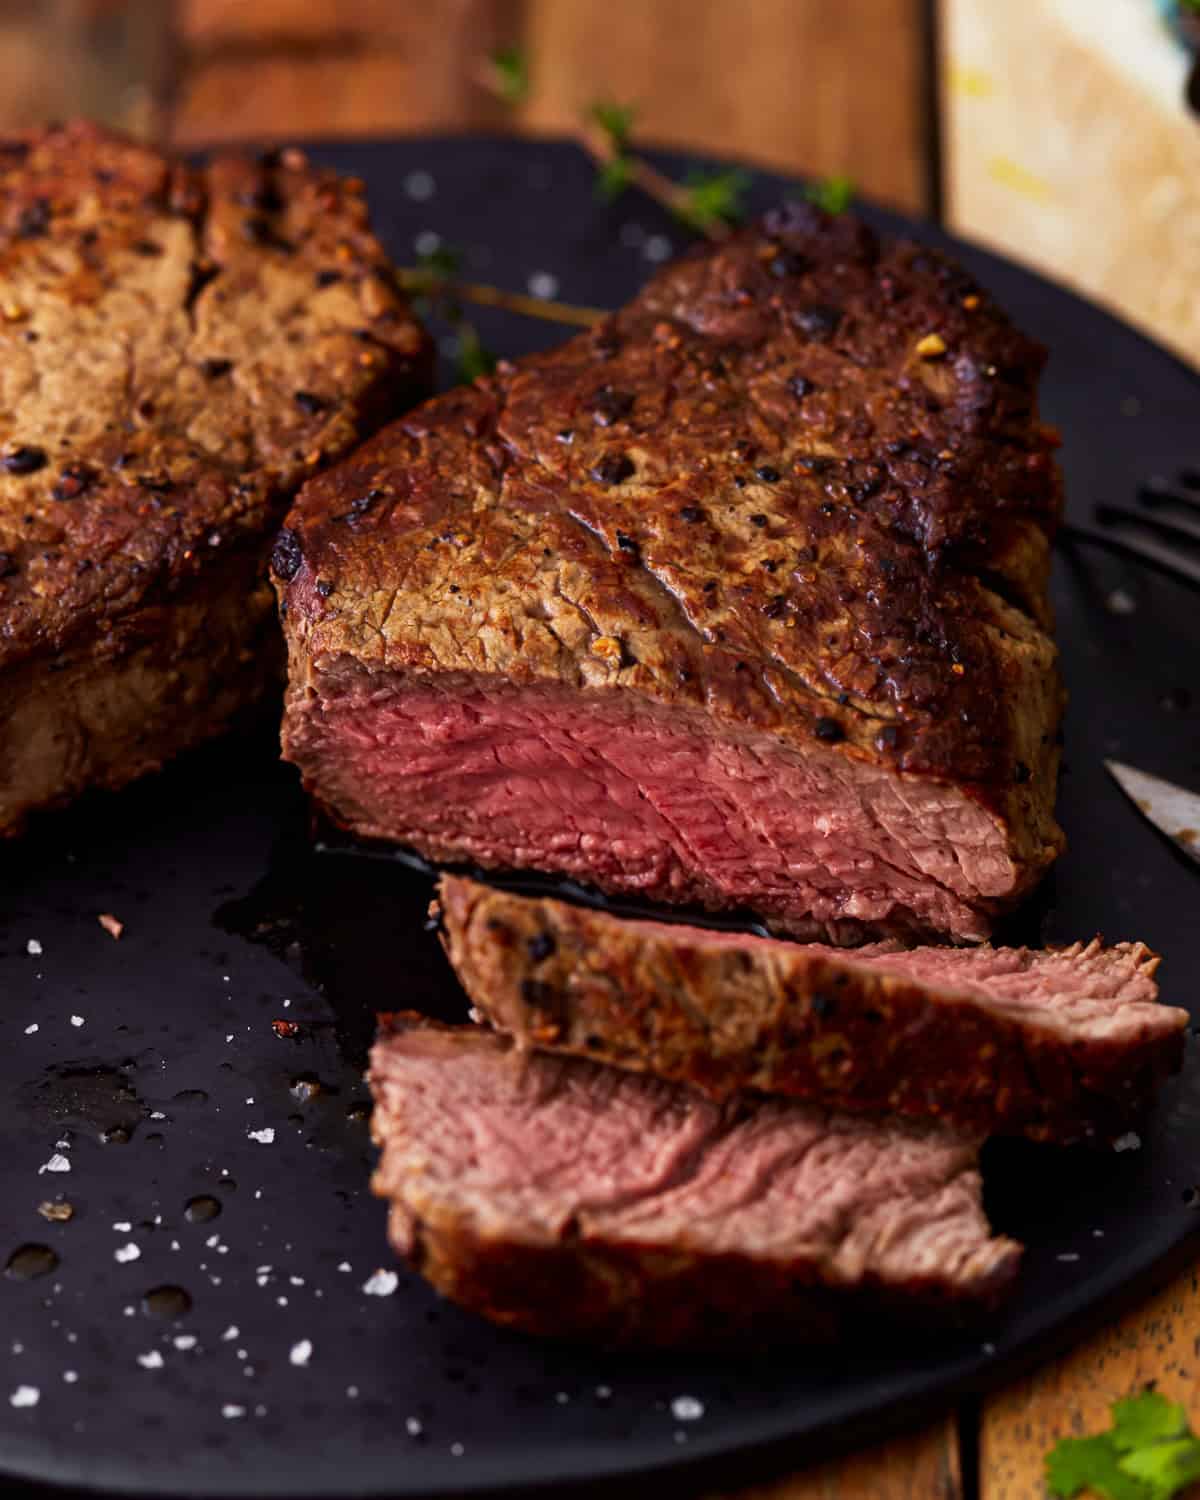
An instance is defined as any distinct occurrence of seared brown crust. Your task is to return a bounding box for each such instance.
[438,877,1187,1145]
[370,1014,1021,1349]
[0,121,431,832]
[280,202,1064,912]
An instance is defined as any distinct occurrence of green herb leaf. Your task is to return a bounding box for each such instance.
[1046,1392,1200,1500]
[1111,1394,1190,1454]
[456,324,496,384]
[1046,1434,1150,1500]
[595,155,633,202]
[589,100,637,152]
[803,174,856,215]
[679,167,751,229]
[1121,1437,1200,1500]
[489,46,529,105]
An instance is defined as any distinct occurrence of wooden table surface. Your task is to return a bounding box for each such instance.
[1,3,1197,1496]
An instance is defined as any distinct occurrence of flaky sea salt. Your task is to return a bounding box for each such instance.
[671,1395,704,1422]
[362,1269,398,1297]
[136,1351,164,1370]
[289,1340,312,1368]
[114,1243,141,1264]
[10,1386,38,1408]
[247,1128,275,1145]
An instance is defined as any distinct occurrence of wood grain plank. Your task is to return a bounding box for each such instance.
[516,0,927,211]
[174,0,928,211]
[171,0,522,146]
[981,1262,1200,1498]
[707,1416,962,1499]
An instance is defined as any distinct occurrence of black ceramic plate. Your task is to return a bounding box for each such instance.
[2,136,1199,1500]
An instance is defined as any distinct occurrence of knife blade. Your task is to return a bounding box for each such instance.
[1105,760,1200,866]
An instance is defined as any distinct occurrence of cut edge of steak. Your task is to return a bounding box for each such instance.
[368,1014,1022,1349]
[0,120,432,836]
[278,203,1065,943]
[436,876,1187,1143]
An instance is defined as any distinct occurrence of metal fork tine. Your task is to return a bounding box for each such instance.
[1139,477,1200,518]
[1096,502,1200,548]
[1060,523,1200,590]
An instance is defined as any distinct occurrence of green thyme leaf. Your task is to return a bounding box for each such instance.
[489,47,529,105]
[595,155,634,202]
[679,167,751,229]
[589,100,637,152]
[1110,1394,1190,1454]
[456,324,496,384]
[803,174,856,215]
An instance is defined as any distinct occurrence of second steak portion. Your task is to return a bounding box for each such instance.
[278,205,1064,944]
[369,1015,1020,1348]
[438,877,1187,1142]
[0,122,431,836]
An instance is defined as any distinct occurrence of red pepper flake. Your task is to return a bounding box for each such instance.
[272,1019,302,1039]
[98,912,124,940]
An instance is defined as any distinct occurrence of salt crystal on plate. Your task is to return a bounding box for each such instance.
[23,1024,38,1035]
[69,1015,84,1028]
[10,1386,38,1408]
[289,1340,312,1368]
[26,939,42,957]
[173,1336,196,1351]
[136,1351,164,1370]
[247,1127,274,1145]
[114,1244,140,1264]
[39,1154,70,1175]
[1113,1132,1142,1153]
[221,1326,238,1342]
[671,1395,704,1422]
[221,1404,245,1420]
[362,1269,398,1297]
[63,1371,78,1384]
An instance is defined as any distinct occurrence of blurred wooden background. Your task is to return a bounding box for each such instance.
[0,0,932,212]
[5,1,1196,365]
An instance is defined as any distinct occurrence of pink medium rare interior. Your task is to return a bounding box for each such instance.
[372,1027,1005,1286]
[299,671,1016,941]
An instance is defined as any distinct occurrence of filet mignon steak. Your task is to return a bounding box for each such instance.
[279,203,1063,942]
[0,121,432,835]
[437,876,1187,1143]
[368,1015,1021,1348]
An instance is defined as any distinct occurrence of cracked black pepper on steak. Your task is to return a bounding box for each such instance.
[277,201,1065,944]
[0,120,432,836]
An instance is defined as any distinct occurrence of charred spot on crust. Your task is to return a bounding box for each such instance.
[270,528,304,581]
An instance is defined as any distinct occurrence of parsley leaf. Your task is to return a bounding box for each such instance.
[1046,1434,1149,1500]
[1111,1394,1190,1453]
[489,47,529,105]
[679,168,751,230]
[1046,1392,1200,1500]
[803,174,856,215]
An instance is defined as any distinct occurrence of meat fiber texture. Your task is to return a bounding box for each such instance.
[438,876,1187,1144]
[278,203,1064,944]
[368,1015,1022,1349]
[0,121,432,835]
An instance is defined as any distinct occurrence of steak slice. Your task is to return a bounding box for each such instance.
[368,1015,1021,1348]
[279,203,1064,943]
[437,877,1187,1144]
[0,121,432,836]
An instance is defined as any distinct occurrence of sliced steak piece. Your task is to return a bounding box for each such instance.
[437,877,1187,1144]
[279,203,1064,943]
[368,1015,1021,1348]
[0,121,432,836]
